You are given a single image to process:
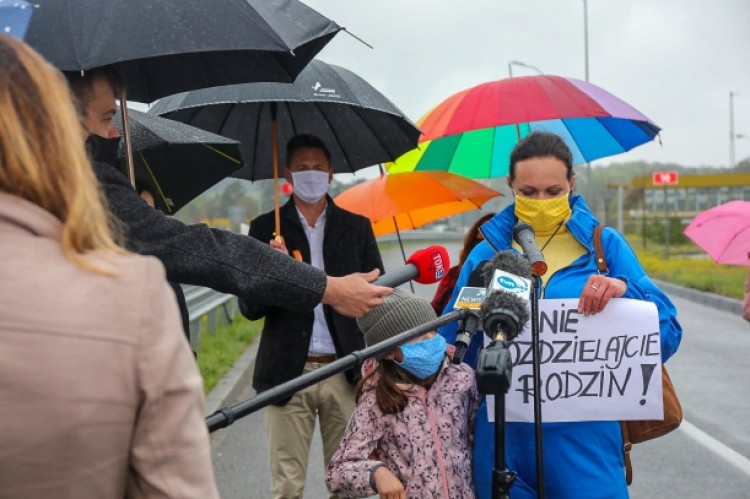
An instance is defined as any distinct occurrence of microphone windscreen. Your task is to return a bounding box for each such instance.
[406,245,450,284]
[482,250,533,284]
[479,288,530,338]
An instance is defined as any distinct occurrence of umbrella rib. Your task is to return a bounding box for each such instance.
[201,143,242,164]
[251,103,266,182]
[139,151,172,215]
[561,117,589,163]
[317,102,357,174]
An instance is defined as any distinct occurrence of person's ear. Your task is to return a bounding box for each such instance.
[506,176,514,194]
[383,347,403,363]
[283,167,293,184]
[569,174,576,194]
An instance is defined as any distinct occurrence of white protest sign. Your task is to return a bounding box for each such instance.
[486,298,663,423]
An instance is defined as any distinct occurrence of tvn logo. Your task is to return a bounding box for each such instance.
[489,269,530,300]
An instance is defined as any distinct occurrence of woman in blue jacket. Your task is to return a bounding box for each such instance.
[439,131,682,499]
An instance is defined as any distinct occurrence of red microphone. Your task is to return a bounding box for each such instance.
[373,245,450,288]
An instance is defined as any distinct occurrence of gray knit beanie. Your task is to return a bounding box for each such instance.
[357,288,438,346]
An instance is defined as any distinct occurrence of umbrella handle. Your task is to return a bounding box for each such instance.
[272,104,282,240]
[119,90,136,188]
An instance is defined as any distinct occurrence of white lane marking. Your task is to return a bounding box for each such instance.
[681,419,750,475]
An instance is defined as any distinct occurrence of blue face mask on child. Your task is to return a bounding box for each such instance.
[396,334,446,380]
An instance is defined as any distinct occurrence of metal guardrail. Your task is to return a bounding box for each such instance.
[182,285,236,349]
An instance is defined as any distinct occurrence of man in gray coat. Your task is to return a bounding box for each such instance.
[67,66,391,318]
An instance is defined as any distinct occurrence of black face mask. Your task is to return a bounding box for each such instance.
[85,134,121,167]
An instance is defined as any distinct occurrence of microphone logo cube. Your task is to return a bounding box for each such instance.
[454,287,486,310]
[488,269,530,301]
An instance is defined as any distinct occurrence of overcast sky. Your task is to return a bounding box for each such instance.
[302,0,750,172]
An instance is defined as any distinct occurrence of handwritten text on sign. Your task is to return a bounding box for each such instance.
[487,298,663,423]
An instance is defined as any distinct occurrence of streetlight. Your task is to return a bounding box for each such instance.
[730,91,739,167]
[582,0,593,202]
[583,0,589,82]
[508,60,544,77]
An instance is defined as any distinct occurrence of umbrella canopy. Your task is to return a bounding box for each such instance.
[150,59,421,180]
[388,75,661,178]
[334,171,501,237]
[0,0,33,40]
[115,108,242,214]
[24,0,340,102]
[683,200,750,267]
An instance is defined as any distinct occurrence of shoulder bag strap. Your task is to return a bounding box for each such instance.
[593,225,608,274]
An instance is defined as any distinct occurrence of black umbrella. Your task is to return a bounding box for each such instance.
[149,59,420,238]
[149,60,421,180]
[114,108,242,214]
[25,0,341,103]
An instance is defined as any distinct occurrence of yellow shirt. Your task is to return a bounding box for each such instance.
[513,223,586,293]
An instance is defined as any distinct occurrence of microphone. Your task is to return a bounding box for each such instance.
[479,251,532,342]
[479,289,529,343]
[372,245,450,288]
[513,222,547,277]
[452,261,488,364]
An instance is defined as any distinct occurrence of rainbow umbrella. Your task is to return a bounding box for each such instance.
[388,75,661,178]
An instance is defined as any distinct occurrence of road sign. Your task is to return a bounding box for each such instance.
[652,171,679,186]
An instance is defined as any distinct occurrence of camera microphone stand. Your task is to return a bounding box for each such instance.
[476,313,519,499]
[530,275,545,499]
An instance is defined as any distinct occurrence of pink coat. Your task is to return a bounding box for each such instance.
[0,194,218,498]
[325,356,480,498]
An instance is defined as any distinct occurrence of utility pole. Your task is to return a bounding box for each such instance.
[730,91,738,168]
[583,0,593,202]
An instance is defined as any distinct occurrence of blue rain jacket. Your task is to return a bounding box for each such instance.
[439,195,682,499]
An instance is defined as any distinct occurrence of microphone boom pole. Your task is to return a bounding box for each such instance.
[206,310,467,433]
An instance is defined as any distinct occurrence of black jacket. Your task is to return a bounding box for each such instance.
[240,198,383,401]
[92,161,327,311]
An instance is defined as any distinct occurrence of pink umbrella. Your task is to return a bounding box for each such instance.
[683,200,750,266]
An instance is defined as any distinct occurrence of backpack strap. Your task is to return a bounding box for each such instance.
[593,225,608,274]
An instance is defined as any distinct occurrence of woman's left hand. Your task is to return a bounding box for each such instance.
[578,276,627,316]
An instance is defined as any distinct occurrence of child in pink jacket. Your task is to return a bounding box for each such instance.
[325,288,480,498]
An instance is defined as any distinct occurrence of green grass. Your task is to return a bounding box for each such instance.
[197,314,263,393]
[627,235,746,300]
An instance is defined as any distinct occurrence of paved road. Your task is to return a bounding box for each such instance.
[211,242,750,498]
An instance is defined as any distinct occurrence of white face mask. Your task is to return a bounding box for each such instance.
[291,170,330,204]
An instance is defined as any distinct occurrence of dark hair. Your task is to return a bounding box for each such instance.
[459,212,495,266]
[286,133,331,165]
[64,65,124,119]
[508,131,574,181]
[355,357,442,414]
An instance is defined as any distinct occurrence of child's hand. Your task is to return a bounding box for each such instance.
[373,466,405,499]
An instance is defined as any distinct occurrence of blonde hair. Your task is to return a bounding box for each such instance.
[0,35,125,272]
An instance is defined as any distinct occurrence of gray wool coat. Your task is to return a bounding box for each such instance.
[93,161,328,310]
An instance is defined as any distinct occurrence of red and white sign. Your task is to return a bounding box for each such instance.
[652,171,679,186]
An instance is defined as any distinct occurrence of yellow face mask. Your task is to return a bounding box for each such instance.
[514,193,572,235]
